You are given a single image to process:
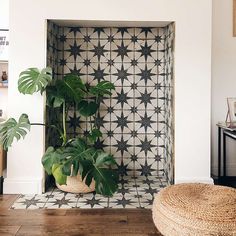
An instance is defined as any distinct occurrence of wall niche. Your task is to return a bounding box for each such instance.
[46,21,174,185]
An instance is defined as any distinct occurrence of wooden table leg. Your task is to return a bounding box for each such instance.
[223,131,226,177]
[218,127,221,178]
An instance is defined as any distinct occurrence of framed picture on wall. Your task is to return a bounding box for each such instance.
[226,97,236,127]
[0,29,9,61]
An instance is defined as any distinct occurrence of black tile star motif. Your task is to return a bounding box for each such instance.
[46,21,175,187]
[11,176,168,209]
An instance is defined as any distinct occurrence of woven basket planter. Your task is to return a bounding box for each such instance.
[56,174,95,194]
[152,183,236,236]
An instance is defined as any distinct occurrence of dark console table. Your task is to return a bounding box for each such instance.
[217,122,236,179]
[0,146,6,194]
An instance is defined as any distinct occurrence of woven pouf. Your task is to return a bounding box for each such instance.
[152,183,236,236]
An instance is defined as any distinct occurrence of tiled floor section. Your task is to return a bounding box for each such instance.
[11,176,168,209]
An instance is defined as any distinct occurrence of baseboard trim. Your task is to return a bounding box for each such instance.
[3,177,44,194]
[175,177,214,185]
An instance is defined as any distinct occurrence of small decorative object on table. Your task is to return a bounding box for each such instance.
[225,97,236,128]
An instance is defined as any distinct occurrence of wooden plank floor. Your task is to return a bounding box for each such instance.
[0,195,162,236]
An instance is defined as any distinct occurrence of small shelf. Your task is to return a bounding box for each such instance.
[0,86,8,88]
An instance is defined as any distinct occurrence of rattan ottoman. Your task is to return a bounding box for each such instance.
[152,183,236,236]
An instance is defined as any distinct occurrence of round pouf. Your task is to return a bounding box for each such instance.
[152,183,236,236]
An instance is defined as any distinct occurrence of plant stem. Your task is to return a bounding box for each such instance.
[94,97,100,130]
[74,102,77,138]
[30,123,63,137]
[89,116,92,131]
[30,123,45,126]
[62,101,67,146]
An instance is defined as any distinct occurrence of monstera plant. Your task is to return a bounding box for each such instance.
[0,67,118,196]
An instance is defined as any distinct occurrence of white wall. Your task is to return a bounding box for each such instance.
[0,0,9,29]
[0,88,7,118]
[0,0,9,118]
[5,0,213,194]
[212,0,236,176]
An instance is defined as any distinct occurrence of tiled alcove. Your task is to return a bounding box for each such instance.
[10,21,175,209]
[47,21,174,184]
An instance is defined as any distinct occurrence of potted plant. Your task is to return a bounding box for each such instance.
[0,67,118,196]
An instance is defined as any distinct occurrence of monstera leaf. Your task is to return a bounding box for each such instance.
[88,128,102,143]
[95,152,117,167]
[42,147,65,175]
[51,163,67,185]
[46,86,65,108]
[56,74,87,103]
[53,138,118,196]
[18,67,52,94]
[93,168,118,197]
[91,152,118,196]
[79,151,118,196]
[78,100,99,117]
[42,147,70,185]
[61,156,82,177]
[60,138,94,176]
[0,114,31,150]
[89,81,115,97]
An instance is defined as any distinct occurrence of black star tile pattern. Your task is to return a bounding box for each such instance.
[11,176,168,209]
[163,24,175,185]
[46,21,174,184]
